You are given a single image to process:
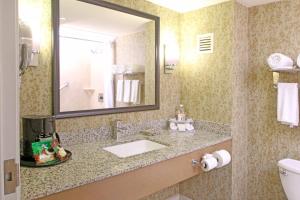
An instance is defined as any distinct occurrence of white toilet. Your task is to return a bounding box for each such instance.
[278,158,300,200]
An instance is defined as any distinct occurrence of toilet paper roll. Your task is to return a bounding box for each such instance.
[213,150,231,168]
[297,54,300,67]
[201,155,218,172]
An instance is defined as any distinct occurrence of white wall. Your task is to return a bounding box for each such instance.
[0,2,3,196]
[60,37,93,111]
[60,36,113,111]
[89,47,106,108]
[0,0,20,199]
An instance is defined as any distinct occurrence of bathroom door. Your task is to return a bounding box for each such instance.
[0,0,21,199]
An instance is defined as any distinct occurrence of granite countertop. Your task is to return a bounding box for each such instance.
[21,130,231,200]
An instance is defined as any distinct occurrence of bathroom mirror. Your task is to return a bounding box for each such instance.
[52,0,160,118]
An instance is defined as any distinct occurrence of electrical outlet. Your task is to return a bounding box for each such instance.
[98,93,104,102]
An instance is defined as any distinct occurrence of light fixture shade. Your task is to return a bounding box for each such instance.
[165,44,179,67]
[18,1,43,73]
[164,44,179,74]
[19,20,40,74]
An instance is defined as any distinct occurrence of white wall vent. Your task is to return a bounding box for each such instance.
[197,33,214,54]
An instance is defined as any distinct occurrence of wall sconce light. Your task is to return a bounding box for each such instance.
[164,44,179,74]
[19,20,40,75]
[18,2,42,75]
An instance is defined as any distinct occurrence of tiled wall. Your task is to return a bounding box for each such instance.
[19,1,181,198]
[141,185,179,200]
[21,1,300,200]
[19,0,181,133]
[115,22,156,105]
[231,2,248,200]
[179,1,234,124]
[248,1,300,199]
[179,165,232,200]
[57,0,182,131]
[19,0,52,116]
[178,2,234,199]
[116,31,147,70]
[115,31,147,107]
[20,0,235,199]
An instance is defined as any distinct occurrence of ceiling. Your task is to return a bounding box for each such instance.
[60,0,151,37]
[147,0,282,13]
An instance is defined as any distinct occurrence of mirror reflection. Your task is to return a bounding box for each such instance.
[58,0,156,112]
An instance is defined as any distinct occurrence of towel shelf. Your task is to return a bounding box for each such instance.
[270,67,300,89]
[270,68,300,73]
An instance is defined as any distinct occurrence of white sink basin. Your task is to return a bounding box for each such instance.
[103,140,166,158]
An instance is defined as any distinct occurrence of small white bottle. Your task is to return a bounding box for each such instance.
[176,104,186,122]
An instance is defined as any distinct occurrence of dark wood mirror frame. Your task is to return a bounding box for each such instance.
[52,0,160,119]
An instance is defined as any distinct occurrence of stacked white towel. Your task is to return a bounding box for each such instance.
[123,80,131,103]
[267,53,294,69]
[130,80,141,104]
[112,65,126,74]
[297,54,300,68]
[277,83,299,128]
[116,80,123,102]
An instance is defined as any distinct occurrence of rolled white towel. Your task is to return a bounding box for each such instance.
[267,53,294,69]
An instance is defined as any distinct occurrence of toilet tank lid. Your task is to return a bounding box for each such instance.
[278,159,300,174]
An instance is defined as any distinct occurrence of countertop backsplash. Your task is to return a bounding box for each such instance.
[194,120,231,135]
[58,125,113,147]
[58,119,231,147]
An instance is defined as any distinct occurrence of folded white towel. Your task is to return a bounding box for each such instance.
[297,54,300,68]
[116,80,123,102]
[267,53,294,69]
[130,80,141,104]
[123,80,131,103]
[277,83,299,127]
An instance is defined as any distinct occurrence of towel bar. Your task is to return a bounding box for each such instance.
[60,82,69,90]
[273,83,300,89]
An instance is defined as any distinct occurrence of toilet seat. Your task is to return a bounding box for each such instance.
[278,158,300,200]
[278,158,300,174]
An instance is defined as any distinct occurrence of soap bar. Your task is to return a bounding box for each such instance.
[185,123,194,131]
[169,122,178,131]
[140,128,160,136]
[177,124,186,132]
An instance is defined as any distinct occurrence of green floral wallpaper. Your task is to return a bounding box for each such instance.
[232,2,248,200]
[179,1,234,124]
[178,2,234,200]
[248,1,300,199]
[19,1,234,200]
[24,1,300,200]
[19,0,181,132]
[20,0,52,116]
